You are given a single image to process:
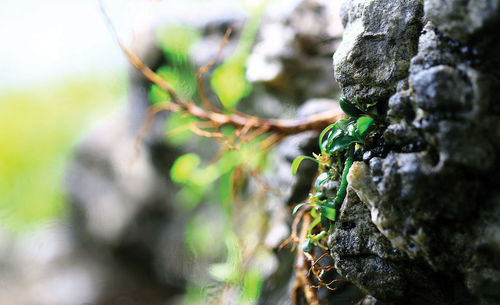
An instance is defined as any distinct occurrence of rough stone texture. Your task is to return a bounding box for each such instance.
[333,0,423,104]
[330,0,500,304]
[329,188,447,305]
[424,0,500,44]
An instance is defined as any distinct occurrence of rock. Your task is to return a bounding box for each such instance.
[424,0,500,43]
[245,0,344,114]
[464,194,500,304]
[330,0,500,303]
[328,187,447,305]
[333,0,423,104]
[411,65,473,113]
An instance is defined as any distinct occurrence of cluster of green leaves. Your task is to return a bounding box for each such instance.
[150,22,262,210]
[292,97,377,252]
[170,136,269,211]
[211,0,267,109]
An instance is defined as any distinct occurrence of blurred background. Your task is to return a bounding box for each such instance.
[0,0,350,304]
[0,0,128,232]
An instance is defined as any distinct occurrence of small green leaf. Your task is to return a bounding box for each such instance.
[302,238,312,252]
[292,203,309,215]
[357,116,375,136]
[291,156,318,175]
[170,153,201,184]
[241,268,263,302]
[325,119,354,147]
[339,97,366,119]
[211,60,252,108]
[327,136,359,153]
[318,206,337,221]
[308,216,322,235]
[310,207,318,218]
[334,146,354,208]
[312,192,324,201]
[319,123,336,152]
[157,23,201,56]
[165,112,196,145]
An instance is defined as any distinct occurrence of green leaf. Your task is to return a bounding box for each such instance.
[319,123,335,152]
[339,97,366,119]
[308,216,322,235]
[310,207,318,218]
[157,23,201,56]
[327,135,359,153]
[357,116,375,136]
[241,269,263,302]
[331,119,351,136]
[175,185,206,210]
[292,203,309,215]
[334,146,354,208]
[291,156,318,175]
[211,60,252,109]
[170,153,201,184]
[312,230,327,241]
[325,119,354,148]
[318,206,337,221]
[302,238,312,252]
[164,112,197,145]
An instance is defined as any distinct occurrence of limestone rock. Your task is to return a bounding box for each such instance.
[330,0,500,303]
[424,0,500,43]
[333,0,422,104]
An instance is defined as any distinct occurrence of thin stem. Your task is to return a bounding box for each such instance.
[334,145,354,210]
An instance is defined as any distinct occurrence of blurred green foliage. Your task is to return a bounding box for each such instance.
[239,268,263,305]
[150,23,201,105]
[0,75,125,232]
[210,7,263,109]
[152,3,271,302]
[211,60,252,109]
[157,23,201,57]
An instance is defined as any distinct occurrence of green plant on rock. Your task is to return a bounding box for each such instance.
[103,0,379,300]
[292,97,377,252]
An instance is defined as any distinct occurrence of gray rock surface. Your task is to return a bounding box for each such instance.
[333,0,422,104]
[424,0,500,43]
[330,0,500,304]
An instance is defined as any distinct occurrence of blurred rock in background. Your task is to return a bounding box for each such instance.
[0,0,346,304]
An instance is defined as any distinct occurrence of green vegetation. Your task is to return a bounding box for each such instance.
[292,97,377,251]
[150,6,269,304]
[0,75,125,232]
